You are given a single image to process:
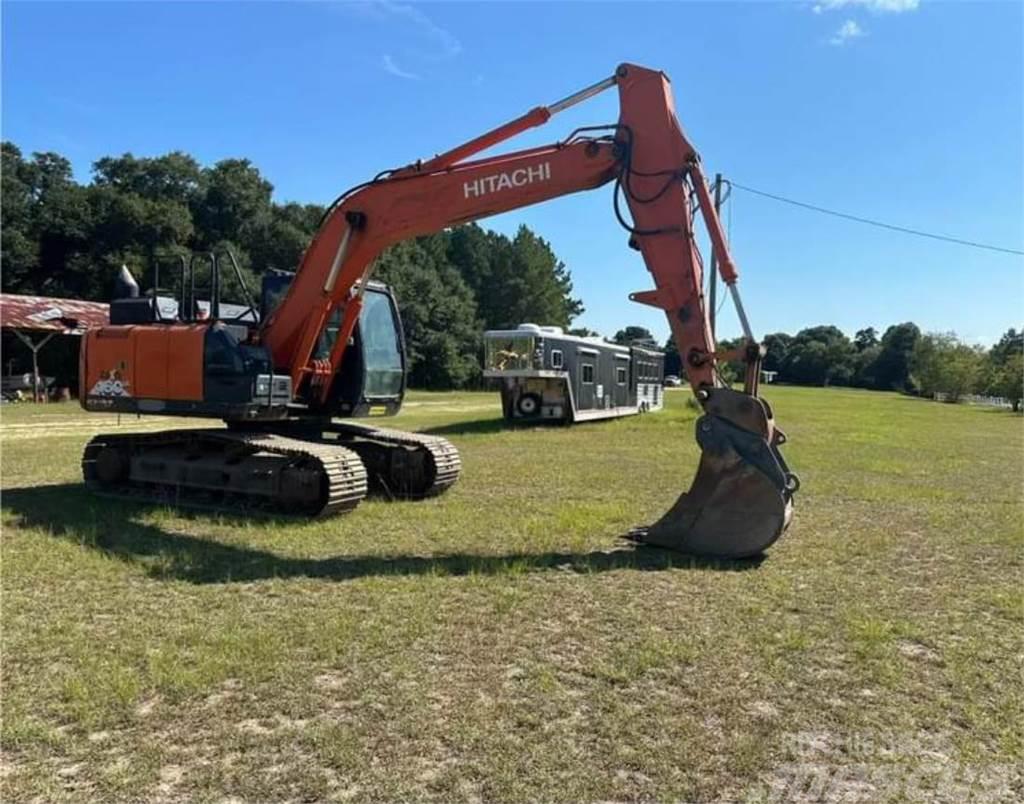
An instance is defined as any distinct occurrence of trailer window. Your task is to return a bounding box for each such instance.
[582,364,594,384]
[551,349,563,369]
[616,366,627,385]
[485,335,536,371]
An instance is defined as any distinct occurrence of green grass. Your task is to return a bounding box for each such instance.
[2,387,1022,801]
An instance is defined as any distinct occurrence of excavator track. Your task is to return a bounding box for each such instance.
[323,422,461,498]
[82,429,368,517]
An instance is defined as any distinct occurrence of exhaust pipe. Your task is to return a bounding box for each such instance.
[114,264,140,300]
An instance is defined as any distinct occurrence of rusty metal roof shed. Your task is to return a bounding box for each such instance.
[0,294,109,334]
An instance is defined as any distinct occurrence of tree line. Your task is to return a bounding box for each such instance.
[1,142,581,388]
[651,322,1023,411]
[3,142,1020,405]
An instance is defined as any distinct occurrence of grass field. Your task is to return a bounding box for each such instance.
[1,387,1022,802]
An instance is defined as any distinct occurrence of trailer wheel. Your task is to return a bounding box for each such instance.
[516,393,542,417]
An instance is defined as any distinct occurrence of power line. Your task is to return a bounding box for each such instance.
[726,180,1024,257]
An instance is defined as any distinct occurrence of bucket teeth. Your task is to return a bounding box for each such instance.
[629,389,796,559]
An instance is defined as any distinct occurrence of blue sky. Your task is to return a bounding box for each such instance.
[3,0,1022,344]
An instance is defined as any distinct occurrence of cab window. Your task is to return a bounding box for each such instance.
[360,290,404,397]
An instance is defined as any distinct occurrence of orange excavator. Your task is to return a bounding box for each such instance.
[80,63,798,558]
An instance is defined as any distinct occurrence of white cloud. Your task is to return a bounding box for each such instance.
[363,1,461,59]
[383,54,421,81]
[347,2,461,80]
[830,19,866,45]
[814,0,919,13]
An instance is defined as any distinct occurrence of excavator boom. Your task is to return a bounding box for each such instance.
[260,63,797,557]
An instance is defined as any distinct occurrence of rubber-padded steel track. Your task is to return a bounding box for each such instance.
[82,429,367,517]
[325,421,461,498]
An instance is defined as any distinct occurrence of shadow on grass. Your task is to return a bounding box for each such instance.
[418,416,576,436]
[419,417,510,436]
[2,483,763,584]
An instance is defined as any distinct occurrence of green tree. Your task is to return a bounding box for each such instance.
[193,158,273,250]
[912,332,984,402]
[782,325,856,386]
[663,336,682,377]
[989,328,1023,366]
[449,224,582,330]
[1,143,40,293]
[93,151,204,204]
[375,237,480,389]
[852,344,882,388]
[761,332,792,375]
[981,327,1024,411]
[446,223,495,299]
[873,322,920,391]
[30,157,96,298]
[854,327,879,352]
[613,325,655,346]
[990,353,1023,412]
[254,202,324,273]
[83,166,195,300]
[944,343,984,402]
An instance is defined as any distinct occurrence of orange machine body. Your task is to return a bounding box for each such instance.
[80,324,205,408]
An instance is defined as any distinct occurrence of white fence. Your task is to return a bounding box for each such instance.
[933,392,1013,408]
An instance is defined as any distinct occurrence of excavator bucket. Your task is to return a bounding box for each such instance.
[629,388,797,559]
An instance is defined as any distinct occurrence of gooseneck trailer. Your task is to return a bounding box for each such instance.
[483,324,664,424]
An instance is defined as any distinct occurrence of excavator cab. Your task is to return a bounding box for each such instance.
[260,271,407,418]
[84,255,408,423]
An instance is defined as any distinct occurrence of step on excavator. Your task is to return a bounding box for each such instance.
[80,62,798,558]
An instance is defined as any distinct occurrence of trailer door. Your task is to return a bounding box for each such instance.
[614,354,630,408]
[576,348,597,410]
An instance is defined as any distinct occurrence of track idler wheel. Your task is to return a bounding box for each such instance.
[631,388,797,559]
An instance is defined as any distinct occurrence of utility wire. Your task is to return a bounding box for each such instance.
[726,180,1024,256]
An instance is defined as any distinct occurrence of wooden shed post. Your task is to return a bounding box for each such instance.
[12,330,56,401]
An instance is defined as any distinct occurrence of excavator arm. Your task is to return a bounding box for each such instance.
[262,62,798,558]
